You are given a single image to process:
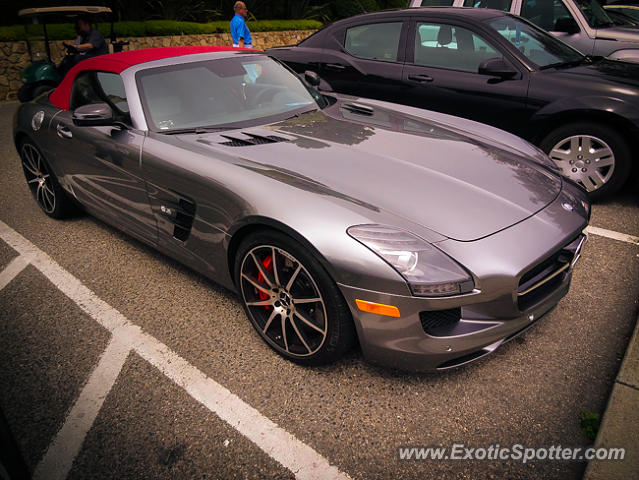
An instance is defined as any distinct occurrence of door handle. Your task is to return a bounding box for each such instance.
[407,74,434,83]
[56,124,73,139]
[326,63,346,71]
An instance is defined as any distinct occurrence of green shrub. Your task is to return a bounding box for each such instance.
[0,19,322,42]
[580,411,600,441]
[0,25,24,42]
[334,0,380,18]
[379,0,409,8]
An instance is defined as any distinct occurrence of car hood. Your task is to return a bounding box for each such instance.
[176,106,561,242]
[552,57,639,87]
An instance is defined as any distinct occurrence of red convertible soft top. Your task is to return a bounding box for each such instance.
[49,46,256,110]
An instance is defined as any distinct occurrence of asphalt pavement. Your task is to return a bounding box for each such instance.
[0,101,638,479]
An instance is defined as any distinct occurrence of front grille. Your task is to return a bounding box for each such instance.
[517,235,585,310]
[420,308,461,336]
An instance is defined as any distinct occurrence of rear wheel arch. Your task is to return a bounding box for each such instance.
[530,110,637,147]
[532,113,635,198]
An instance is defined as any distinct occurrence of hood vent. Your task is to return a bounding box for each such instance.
[219,133,291,147]
[341,102,374,116]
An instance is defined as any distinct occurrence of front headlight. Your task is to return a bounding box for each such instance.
[348,225,474,297]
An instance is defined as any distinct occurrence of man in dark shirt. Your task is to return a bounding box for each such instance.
[58,16,108,76]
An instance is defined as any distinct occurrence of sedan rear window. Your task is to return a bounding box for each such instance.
[344,22,403,62]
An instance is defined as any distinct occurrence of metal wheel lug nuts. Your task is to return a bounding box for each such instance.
[572,168,578,172]
[582,168,587,172]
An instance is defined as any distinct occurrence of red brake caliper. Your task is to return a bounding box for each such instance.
[257,255,273,310]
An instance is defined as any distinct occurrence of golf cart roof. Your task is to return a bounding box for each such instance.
[18,6,112,18]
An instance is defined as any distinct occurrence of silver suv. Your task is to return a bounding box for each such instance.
[410,0,639,62]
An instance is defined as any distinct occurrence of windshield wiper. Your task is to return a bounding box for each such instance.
[283,108,318,121]
[162,126,231,135]
[539,56,591,70]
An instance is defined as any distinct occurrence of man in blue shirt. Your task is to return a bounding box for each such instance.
[230,2,253,48]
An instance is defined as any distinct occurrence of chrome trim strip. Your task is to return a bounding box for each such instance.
[569,234,587,270]
[517,262,570,297]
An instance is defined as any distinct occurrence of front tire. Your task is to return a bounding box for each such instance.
[19,140,75,219]
[234,230,355,366]
[17,84,32,103]
[540,122,631,199]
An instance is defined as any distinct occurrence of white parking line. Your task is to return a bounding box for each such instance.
[586,226,639,245]
[0,220,351,480]
[0,255,31,291]
[33,336,131,480]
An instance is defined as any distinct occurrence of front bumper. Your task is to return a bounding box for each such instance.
[339,275,569,372]
[337,184,589,372]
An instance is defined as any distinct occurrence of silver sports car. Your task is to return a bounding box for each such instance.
[13,46,590,371]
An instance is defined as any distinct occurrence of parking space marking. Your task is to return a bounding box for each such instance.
[33,336,131,480]
[586,226,639,245]
[0,219,352,480]
[0,255,31,291]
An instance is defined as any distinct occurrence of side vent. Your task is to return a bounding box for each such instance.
[160,196,196,242]
[219,133,290,147]
[172,197,196,241]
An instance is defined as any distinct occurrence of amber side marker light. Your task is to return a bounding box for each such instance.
[355,299,401,318]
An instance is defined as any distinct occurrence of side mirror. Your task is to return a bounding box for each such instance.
[304,70,321,87]
[478,58,518,79]
[72,103,115,127]
[554,17,580,34]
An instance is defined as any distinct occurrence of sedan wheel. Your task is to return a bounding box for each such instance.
[541,123,631,199]
[20,141,74,219]
[235,231,355,365]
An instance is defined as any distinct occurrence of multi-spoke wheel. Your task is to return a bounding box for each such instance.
[540,122,631,199]
[235,231,355,365]
[19,140,74,219]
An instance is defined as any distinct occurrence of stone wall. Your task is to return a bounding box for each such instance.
[0,29,315,101]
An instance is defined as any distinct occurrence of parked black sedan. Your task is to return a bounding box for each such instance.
[268,8,639,198]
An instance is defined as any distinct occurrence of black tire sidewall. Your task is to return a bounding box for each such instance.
[540,122,631,199]
[234,230,354,366]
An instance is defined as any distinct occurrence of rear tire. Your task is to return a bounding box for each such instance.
[19,140,76,219]
[234,230,355,366]
[540,122,631,200]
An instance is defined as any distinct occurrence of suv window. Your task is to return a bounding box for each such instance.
[413,23,502,72]
[344,22,403,62]
[70,71,131,122]
[520,0,574,32]
[463,0,512,11]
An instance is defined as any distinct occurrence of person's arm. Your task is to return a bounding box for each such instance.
[74,42,95,52]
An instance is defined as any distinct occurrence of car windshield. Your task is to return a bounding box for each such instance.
[136,55,321,132]
[486,16,584,68]
[574,0,615,28]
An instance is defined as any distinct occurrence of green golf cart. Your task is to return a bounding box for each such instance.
[17,5,127,102]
